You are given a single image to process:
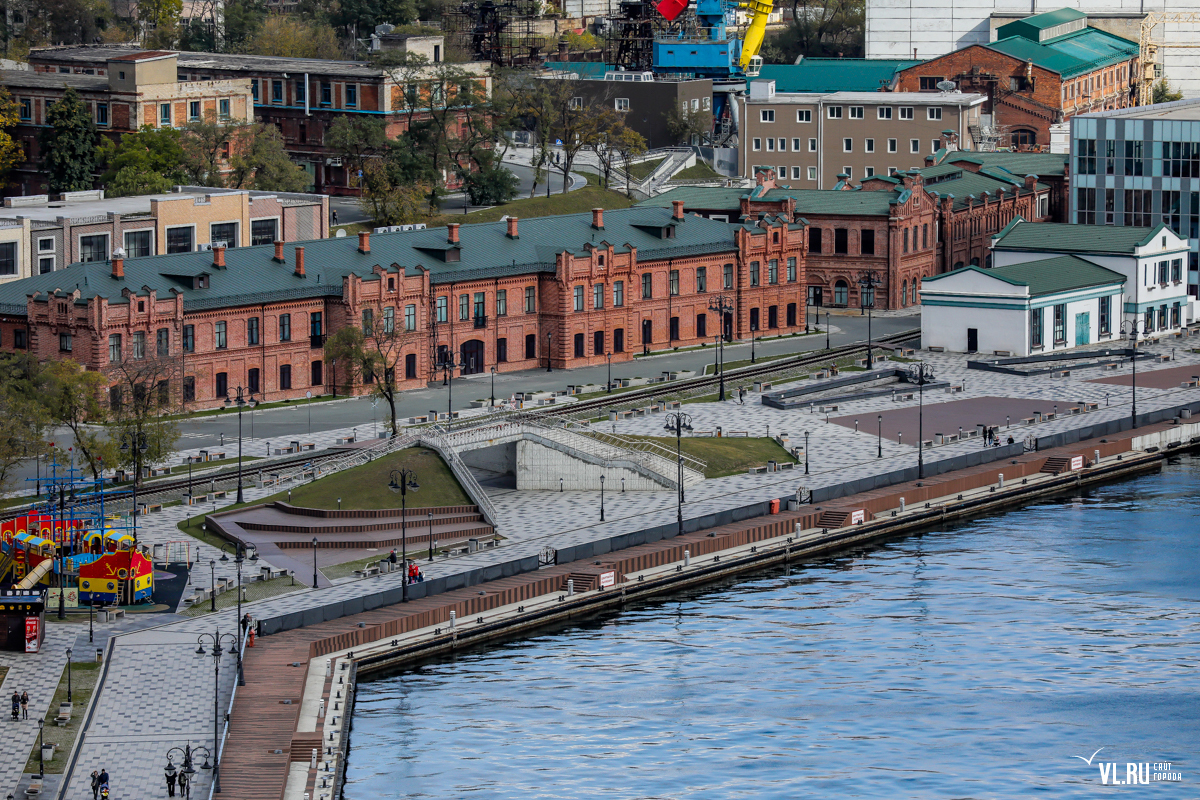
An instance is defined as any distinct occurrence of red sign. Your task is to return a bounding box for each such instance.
[24,617,39,653]
[850,509,866,525]
[1070,456,1084,471]
[599,571,616,588]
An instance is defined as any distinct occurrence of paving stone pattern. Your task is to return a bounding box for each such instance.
[39,337,1200,800]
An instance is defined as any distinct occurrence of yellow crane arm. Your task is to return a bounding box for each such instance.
[739,0,774,69]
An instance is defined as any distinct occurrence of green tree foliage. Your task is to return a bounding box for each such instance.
[299,0,418,39]
[666,106,713,146]
[326,116,389,179]
[359,160,433,224]
[10,0,117,49]
[107,356,180,487]
[1152,80,1184,104]
[98,126,187,196]
[248,15,343,59]
[180,0,266,51]
[462,159,519,206]
[762,0,865,62]
[38,361,117,481]
[39,87,97,193]
[324,311,419,437]
[0,87,23,185]
[0,354,47,494]
[138,0,184,47]
[228,124,311,191]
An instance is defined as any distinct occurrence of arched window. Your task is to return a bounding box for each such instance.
[969,256,980,267]
[953,261,964,271]
[834,280,848,305]
[1011,129,1037,148]
[911,281,917,305]
[901,280,908,306]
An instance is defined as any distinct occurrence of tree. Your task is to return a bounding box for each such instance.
[326,116,389,186]
[324,312,417,438]
[609,124,648,198]
[762,0,865,62]
[0,354,46,495]
[39,86,97,193]
[1152,80,1184,105]
[98,126,187,196]
[0,87,23,185]
[666,105,713,146]
[39,361,118,481]
[138,0,184,47]
[462,158,519,205]
[249,15,342,59]
[590,115,644,191]
[108,356,180,487]
[359,160,431,224]
[180,113,229,187]
[228,124,310,191]
[299,0,418,40]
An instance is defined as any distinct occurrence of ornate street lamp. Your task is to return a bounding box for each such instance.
[195,631,237,793]
[858,269,881,369]
[663,412,694,537]
[388,469,420,601]
[118,432,149,547]
[223,387,257,504]
[907,362,935,479]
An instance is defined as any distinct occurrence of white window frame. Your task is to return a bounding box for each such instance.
[791,166,801,179]
[38,256,54,274]
[927,106,942,120]
[752,138,761,151]
[208,220,240,249]
[808,138,817,152]
[165,224,197,254]
[77,233,110,263]
[615,98,630,111]
[760,108,774,123]
[123,228,155,258]
[807,166,817,181]
[797,109,811,123]
[37,237,55,253]
[910,139,920,153]
[842,166,852,179]
[849,106,864,119]
[569,96,582,110]
[865,138,875,153]
[792,138,801,151]
[888,138,897,153]
[865,166,875,177]
[842,138,852,152]
[899,107,914,120]
[766,138,775,151]
[250,217,281,247]
[827,106,842,119]
[878,107,892,120]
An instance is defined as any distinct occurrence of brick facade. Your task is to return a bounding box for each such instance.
[0,208,807,410]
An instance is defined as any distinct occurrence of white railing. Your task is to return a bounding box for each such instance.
[423,428,499,525]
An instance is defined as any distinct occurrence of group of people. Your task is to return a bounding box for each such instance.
[387,550,425,584]
[982,427,1017,447]
[10,689,27,720]
[90,768,111,799]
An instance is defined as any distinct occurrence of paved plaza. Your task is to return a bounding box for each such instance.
[6,332,1200,800]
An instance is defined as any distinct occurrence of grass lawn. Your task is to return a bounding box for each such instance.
[625,436,796,478]
[672,162,722,180]
[176,446,470,547]
[330,222,371,238]
[627,157,665,181]
[166,392,342,421]
[704,353,795,375]
[23,662,101,775]
[450,185,635,224]
[181,574,305,616]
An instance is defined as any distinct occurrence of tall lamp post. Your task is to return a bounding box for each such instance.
[437,350,460,426]
[37,719,44,778]
[196,629,237,794]
[489,366,497,408]
[1121,319,1139,429]
[877,414,883,458]
[707,295,734,401]
[907,362,935,479]
[388,469,419,602]
[46,476,69,620]
[311,537,318,590]
[219,542,257,686]
[166,742,213,800]
[66,647,72,702]
[223,387,257,504]
[546,332,553,372]
[804,430,810,475]
[427,510,434,562]
[825,311,830,350]
[118,432,148,547]
[208,559,216,612]
[663,412,693,537]
[606,351,613,393]
[599,474,605,521]
[858,269,881,369]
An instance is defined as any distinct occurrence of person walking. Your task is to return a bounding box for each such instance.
[166,763,178,797]
[331,209,339,226]
[90,770,101,800]
[10,690,18,721]
[177,768,189,799]
[20,690,28,720]
[98,767,109,789]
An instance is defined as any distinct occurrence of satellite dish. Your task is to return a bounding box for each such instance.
[936,80,957,92]
[335,229,347,237]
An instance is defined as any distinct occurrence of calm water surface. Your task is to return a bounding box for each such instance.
[344,456,1200,799]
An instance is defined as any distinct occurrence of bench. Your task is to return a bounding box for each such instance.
[747,466,767,474]
[1102,362,1120,371]
[726,431,749,437]
[207,452,226,461]
[894,347,915,357]
[945,385,964,394]
[100,608,125,622]
[55,702,72,726]
[1051,369,1071,378]
[354,566,380,578]
[335,436,355,445]
[928,346,946,352]
[894,392,914,401]
[211,490,227,499]
[146,503,163,514]
[819,405,839,413]
[149,466,172,477]
[24,778,43,796]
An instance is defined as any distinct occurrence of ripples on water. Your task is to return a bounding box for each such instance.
[344,456,1200,799]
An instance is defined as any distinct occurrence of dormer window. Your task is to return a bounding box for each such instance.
[598,254,605,266]
[665,226,675,239]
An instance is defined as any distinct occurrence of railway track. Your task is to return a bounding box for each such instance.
[2,327,920,523]
[542,327,922,419]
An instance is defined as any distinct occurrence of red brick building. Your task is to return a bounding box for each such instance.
[893,10,1138,150]
[0,205,806,409]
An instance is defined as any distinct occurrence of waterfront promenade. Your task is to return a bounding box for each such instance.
[19,335,1200,800]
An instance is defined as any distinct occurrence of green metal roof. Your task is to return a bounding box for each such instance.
[924,254,1125,297]
[768,188,906,215]
[752,59,921,93]
[920,162,1048,210]
[941,151,1069,177]
[986,27,1137,79]
[637,185,749,212]
[0,207,738,314]
[995,8,1086,41]
[991,219,1169,255]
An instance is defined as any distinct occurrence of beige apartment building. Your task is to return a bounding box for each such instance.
[740,81,987,188]
[0,188,327,273]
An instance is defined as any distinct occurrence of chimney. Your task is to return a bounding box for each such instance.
[558,40,569,58]
[671,200,685,221]
[274,240,285,263]
[1024,174,1039,191]
[111,255,124,280]
[212,244,226,268]
[447,223,460,244]
[506,216,519,239]
[591,208,604,229]
[358,230,370,254]
[913,47,918,60]
[294,246,305,278]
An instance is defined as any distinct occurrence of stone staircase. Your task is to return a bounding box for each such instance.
[1039,456,1075,475]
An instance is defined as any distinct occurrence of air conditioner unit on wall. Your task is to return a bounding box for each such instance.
[374,227,389,234]
[199,243,213,251]
[413,223,426,230]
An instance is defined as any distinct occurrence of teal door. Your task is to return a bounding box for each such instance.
[1075,312,1090,346]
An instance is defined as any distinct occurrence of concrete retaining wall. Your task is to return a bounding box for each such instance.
[515,439,665,491]
[461,441,517,475]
